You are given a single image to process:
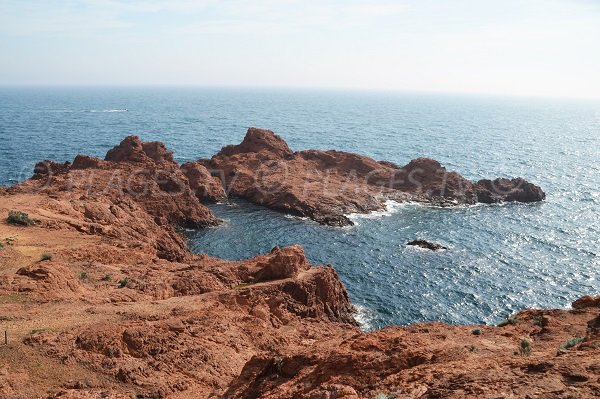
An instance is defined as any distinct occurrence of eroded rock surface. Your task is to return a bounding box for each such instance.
[203,128,545,225]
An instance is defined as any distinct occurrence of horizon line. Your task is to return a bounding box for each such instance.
[1,83,599,102]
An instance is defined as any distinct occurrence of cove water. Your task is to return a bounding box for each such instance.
[1,87,599,329]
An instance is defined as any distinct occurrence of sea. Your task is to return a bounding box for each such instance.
[1,86,598,330]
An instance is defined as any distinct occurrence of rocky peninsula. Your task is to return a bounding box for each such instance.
[1,132,597,399]
[196,128,545,226]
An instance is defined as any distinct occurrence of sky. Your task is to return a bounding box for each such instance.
[0,0,599,99]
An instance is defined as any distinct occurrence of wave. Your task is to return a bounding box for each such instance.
[89,109,128,113]
[346,200,417,222]
[284,214,311,221]
[353,304,376,331]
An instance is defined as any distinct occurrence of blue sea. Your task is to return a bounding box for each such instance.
[1,87,599,329]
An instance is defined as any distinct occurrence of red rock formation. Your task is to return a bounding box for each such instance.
[10,136,219,261]
[475,177,547,203]
[203,128,546,225]
[0,133,588,399]
[181,161,226,201]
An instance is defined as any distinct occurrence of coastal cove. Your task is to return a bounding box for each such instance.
[2,87,599,330]
[1,102,599,396]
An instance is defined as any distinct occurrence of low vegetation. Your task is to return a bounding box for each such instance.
[560,337,585,350]
[40,253,53,261]
[79,271,90,281]
[519,339,532,356]
[7,210,34,226]
[498,315,518,327]
[118,278,129,288]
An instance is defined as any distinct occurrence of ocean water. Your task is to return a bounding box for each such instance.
[1,87,599,329]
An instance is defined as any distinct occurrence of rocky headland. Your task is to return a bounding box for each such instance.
[1,132,597,399]
[196,128,545,226]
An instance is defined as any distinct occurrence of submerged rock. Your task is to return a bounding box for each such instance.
[406,239,448,251]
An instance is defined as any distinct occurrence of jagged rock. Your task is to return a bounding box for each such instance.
[181,161,226,201]
[572,295,600,309]
[71,155,108,170]
[204,128,545,225]
[216,128,293,158]
[105,135,175,164]
[33,160,71,177]
[475,178,546,203]
[252,245,310,282]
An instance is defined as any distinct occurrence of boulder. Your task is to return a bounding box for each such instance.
[407,239,448,251]
[475,178,545,203]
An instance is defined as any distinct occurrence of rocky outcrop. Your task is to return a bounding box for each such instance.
[11,136,219,261]
[407,239,448,251]
[216,127,293,159]
[203,128,545,226]
[225,306,600,398]
[475,177,546,203]
[572,294,600,309]
[181,161,226,201]
[104,135,175,164]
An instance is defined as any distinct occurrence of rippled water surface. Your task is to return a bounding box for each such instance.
[1,87,599,329]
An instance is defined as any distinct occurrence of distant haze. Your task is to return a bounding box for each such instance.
[1,0,599,99]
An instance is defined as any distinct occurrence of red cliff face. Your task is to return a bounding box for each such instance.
[204,128,545,225]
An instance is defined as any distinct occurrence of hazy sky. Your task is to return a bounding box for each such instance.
[1,0,599,98]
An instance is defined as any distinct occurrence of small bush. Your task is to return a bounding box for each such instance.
[40,253,53,261]
[7,210,33,226]
[0,242,4,250]
[79,271,89,280]
[118,278,129,288]
[560,336,584,350]
[498,315,518,327]
[519,339,532,356]
[471,328,481,336]
[101,274,112,282]
[469,345,478,353]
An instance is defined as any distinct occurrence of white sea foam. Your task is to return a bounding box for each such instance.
[89,109,128,113]
[346,200,417,222]
[353,304,376,331]
[284,214,310,221]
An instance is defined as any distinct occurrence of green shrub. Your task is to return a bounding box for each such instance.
[79,271,89,280]
[40,253,53,261]
[118,278,129,288]
[469,345,478,353]
[519,339,532,356]
[498,315,518,327]
[560,337,584,350]
[471,328,481,336]
[7,210,33,226]
[101,274,112,282]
